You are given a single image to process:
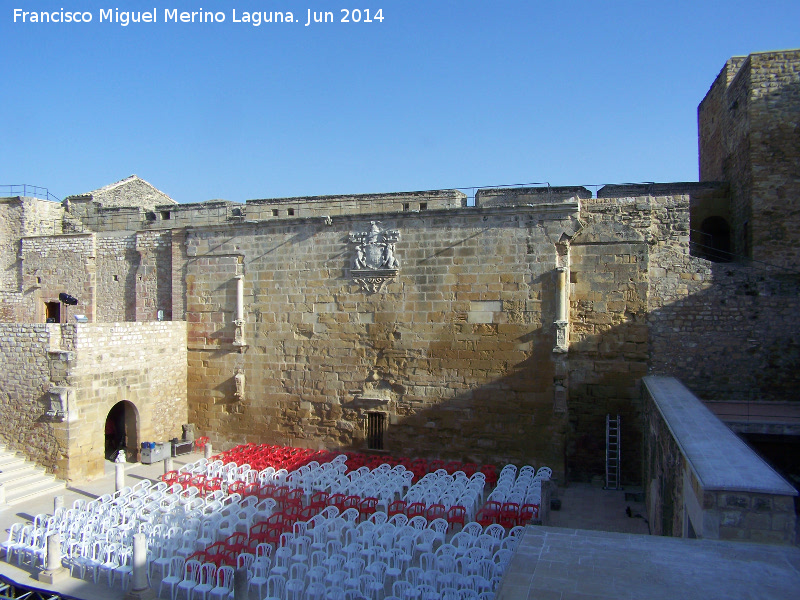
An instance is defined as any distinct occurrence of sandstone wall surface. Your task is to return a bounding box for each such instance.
[0,324,63,472]
[184,207,576,478]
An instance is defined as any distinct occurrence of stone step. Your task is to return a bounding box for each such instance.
[0,464,37,484]
[0,453,27,470]
[5,478,66,506]
[0,445,66,506]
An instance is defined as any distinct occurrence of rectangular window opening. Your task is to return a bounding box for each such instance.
[402,203,410,211]
[161,211,171,220]
[366,412,386,451]
[419,202,428,211]
[287,208,295,216]
[272,209,279,217]
[45,301,60,323]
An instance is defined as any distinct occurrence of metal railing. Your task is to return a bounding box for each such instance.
[0,185,60,202]
[0,577,72,600]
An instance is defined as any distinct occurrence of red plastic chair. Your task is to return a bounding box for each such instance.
[194,436,210,450]
[204,542,228,567]
[407,502,426,519]
[162,470,179,485]
[445,461,462,475]
[257,483,277,501]
[388,500,407,518]
[462,463,478,477]
[227,481,248,496]
[343,495,361,512]
[499,502,520,529]
[446,505,467,532]
[520,503,539,523]
[476,500,502,527]
[224,532,248,555]
[189,474,206,494]
[426,504,446,522]
[310,491,329,510]
[203,477,222,496]
[429,459,445,472]
[284,489,304,508]
[359,497,379,522]
[273,486,290,506]
[298,506,317,522]
[480,464,498,487]
[249,522,270,545]
[328,493,347,512]
[282,506,300,526]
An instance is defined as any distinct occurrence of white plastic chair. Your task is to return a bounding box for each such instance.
[208,565,234,600]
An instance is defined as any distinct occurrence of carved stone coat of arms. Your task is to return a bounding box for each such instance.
[349,221,400,293]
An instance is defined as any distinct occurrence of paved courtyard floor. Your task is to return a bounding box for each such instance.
[497,483,800,600]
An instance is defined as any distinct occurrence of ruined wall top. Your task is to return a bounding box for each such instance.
[66,175,177,211]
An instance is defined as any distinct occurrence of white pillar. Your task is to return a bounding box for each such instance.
[54,495,64,514]
[123,533,156,599]
[233,275,246,347]
[38,532,68,584]
[554,267,569,353]
[204,443,213,460]
[115,462,125,492]
[164,456,174,474]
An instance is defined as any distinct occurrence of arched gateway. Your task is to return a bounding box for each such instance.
[104,400,140,462]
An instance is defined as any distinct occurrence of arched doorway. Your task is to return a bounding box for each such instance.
[105,401,140,462]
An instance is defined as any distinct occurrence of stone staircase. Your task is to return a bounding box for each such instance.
[0,445,66,506]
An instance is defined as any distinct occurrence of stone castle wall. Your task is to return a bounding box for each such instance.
[699,50,800,267]
[0,324,64,473]
[184,203,577,478]
[20,234,97,323]
[61,322,187,480]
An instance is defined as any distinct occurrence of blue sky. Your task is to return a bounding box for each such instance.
[2,1,799,203]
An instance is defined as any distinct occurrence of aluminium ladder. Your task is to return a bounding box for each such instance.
[605,414,621,490]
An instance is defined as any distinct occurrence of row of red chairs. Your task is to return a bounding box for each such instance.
[187,532,251,567]
[386,499,468,532]
[475,500,539,529]
[212,444,332,473]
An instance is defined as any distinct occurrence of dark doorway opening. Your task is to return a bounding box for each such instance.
[105,401,139,462]
[697,216,732,262]
[45,301,60,323]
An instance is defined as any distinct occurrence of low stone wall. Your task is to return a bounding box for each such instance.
[643,376,797,544]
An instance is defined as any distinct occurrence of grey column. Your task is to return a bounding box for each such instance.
[234,567,249,599]
[204,443,213,460]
